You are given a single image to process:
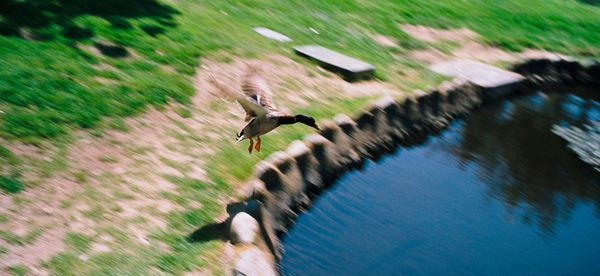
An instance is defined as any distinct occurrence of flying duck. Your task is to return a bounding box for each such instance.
[210,67,320,154]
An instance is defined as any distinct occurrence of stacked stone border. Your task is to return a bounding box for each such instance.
[221,57,600,276]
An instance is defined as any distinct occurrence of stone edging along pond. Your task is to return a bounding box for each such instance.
[217,57,600,276]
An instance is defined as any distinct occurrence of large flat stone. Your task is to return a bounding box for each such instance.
[430,59,525,101]
[293,45,375,81]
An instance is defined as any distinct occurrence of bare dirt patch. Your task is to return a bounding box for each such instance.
[399,24,478,43]
[403,25,571,65]
[369,34,399,48]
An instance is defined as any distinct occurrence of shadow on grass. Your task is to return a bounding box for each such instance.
[187,221,228,243]
[0,0,178,41]
[578,0,600,5]
[186,202,250,243]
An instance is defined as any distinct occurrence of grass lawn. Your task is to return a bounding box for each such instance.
[1,0,600,274]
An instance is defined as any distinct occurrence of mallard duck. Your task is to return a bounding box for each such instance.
[210,67,320,154]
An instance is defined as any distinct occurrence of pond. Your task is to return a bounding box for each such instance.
[280,87,600,275]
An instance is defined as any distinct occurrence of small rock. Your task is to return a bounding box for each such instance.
[243,179,266,199]
[42,207,53,215]
[230,212,259,244]
[286,140,310,157]
[139,236,150,246]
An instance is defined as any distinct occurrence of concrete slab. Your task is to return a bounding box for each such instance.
[253,27,292,42]
[293,45,375,81]
[430,59,526,101]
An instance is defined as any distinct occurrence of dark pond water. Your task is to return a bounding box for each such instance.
[280,88,600,276]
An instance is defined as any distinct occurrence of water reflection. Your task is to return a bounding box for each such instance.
[437,87,600,234]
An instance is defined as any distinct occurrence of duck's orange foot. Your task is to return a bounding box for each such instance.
[255,136,261,152]
[248,138,254,154]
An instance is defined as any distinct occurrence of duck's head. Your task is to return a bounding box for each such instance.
[295,114,321,131]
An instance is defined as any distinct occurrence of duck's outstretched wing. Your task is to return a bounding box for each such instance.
[242,67,278,117]
[209,73,267,120]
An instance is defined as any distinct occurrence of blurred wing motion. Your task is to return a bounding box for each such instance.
[209,72,268,120]
[241,67,278,120]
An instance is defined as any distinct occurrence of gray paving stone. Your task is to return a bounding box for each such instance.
[293,45,375,81]
[253,27,292,42]
[430,59,524,88]
[430,59,525,101]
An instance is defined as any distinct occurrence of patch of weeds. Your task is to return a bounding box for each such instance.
[98,156,119,163]
[160,191,188,206]
[83,183,107,202]
[107,118,129,132]
[167,117,202,141]
[174,106,192,118]
[0,145,20,165]
[108,139,123,146]
[65,232,94,253]
[6,265,29,276]
[0,213,8,223]
[0,246,7,255]
[159,157,192,174]
[164,127,188,142]
[98,226,130,244]
[150,231,223,274]
[81,204,107,221]
[0,175,23,193]
[397,32,429,50]
[89,129,104,137]
[0,230,23,245]
[72,170,88,183]
[110,203,123,213]
[23,228,43,244]
[11,194,32,206]
[0,228,42,245]
[430,39,462,55]
[46,252,83,276]
[113,190,135,200]
[60,199,74,209]
[131,145,153,155]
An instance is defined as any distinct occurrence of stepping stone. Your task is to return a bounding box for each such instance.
[293,45,375,81]
[430,59,525,101]
[253,27,292,42]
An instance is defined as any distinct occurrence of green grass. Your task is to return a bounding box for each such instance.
[0,228,42,245]
[64,232,94,253]
[0,175,23,193]
[0,214,8,223]
[5,265,29,276]
[2,0,599,142]
[98,156,119,163]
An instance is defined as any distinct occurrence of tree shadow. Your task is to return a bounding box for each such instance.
[578,0,600,5]
[0,0,178,41]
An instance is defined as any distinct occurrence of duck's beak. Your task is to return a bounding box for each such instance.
[236,135,245,144]
[312,124,321,131]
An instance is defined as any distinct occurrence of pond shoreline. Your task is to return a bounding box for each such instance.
[220,57,600,276]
